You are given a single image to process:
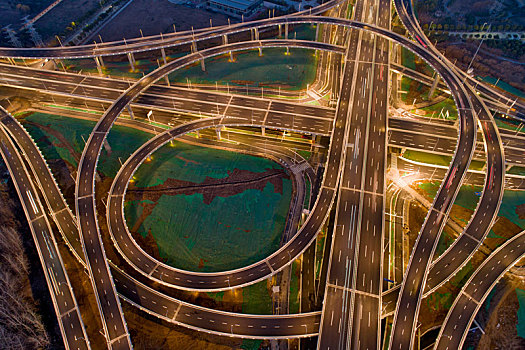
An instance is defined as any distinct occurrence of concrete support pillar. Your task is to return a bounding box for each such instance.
[103,138,112,154]
[391,72,399,103]
[216,126,222,140]
[278,24,282,37]
[222,34,228,46]
[258,47,263,56]
[261,127,266,136]
[506,164,513,172]
[315,24,320,41]
[127,105,134,119]
[250,28,254,41]
[254,27,259,40]
[98,55,105,67]
[191,41,197,53]
[160,47,167,65]
[285,23,289,39]
[127,52,135,71]
[229,51,234,62]
[286,46,290,55]
[428,74,440,98]
[200,59,206,72]
[390,153,398,169]
[94,56,103,75]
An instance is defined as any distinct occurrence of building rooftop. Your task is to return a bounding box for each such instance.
[209,0,260,11]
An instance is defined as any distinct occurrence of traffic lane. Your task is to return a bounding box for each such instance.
[176,305,320,338]
[435,295,478,349]
[60,310,90,350]
[54,209,83,254]
[0,126,90,349]
[0,63,336,122]
[390,208,449,348]
[320,126,346,190]
[425,235,479,292]
[352,294,380,350]
[76,133,105,197]
[388,117,457,139]
[426,163,504,295]
[466,238,525,303]
[229,96,269,110]
[270,100,334,119]
[151,258,273,290]
[326,189,359,287]
[264,112,332,134]
[32,216,79,312]
[319,286,352,349]
[1,116,68,212]
[222,105,267,123]
[77,196,129,341]
[436,229,525,349]
[353,193,383,296]
[113,268,322,338]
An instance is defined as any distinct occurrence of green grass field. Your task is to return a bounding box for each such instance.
[63,25,318,91]
[21,112,293,273]
[125,141,293,272]
[22,112,152,178]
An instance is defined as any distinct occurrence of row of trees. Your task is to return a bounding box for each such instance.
[423,23,525,32]
[0,182,49,349]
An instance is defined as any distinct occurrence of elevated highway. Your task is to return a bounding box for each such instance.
[0,4,520,347]
[0,101,326,338]
[0,106,90,350]
[70,17,483,297]
[435,229,525,350]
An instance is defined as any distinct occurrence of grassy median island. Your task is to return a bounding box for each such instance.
[124,141,293,272]
[20,112,293,273]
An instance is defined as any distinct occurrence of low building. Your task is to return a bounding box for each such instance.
[207,0,263,19]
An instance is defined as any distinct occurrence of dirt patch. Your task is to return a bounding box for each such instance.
[516,203,525,220]
[122,300,246,349]
[125,167,287,261]
[25,120,82,162]
[473,278,525,350]
[96,0,231,42]
[127,167,287,205]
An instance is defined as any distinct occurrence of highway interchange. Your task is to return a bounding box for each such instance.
[0,0,524,349]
